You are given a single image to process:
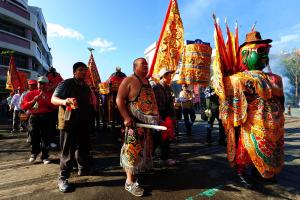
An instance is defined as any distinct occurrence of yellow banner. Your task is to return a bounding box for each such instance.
[149,0,184,77]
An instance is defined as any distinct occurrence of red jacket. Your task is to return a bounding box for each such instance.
[21,90,56,114]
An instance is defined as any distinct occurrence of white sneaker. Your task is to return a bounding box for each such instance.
[50,143,57,148]
[29,156,35,163]
[43,159,51,164]
[125,181,144,197]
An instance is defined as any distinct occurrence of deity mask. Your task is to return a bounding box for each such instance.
[240,43,271,71]
[239,31,272,71]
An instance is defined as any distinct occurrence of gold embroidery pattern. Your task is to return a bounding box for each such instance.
[153,0,184,76]
[178,43,212,85]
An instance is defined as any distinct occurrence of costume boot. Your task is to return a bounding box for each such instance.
[237,164,252,189]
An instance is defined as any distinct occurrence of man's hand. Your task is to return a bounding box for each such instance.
[63,98,73,106]
[33,92,43,102]
[124,117,134,127]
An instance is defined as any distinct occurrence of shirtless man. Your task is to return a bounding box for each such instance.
[117,57,159,197]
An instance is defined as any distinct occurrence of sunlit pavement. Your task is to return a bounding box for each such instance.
[0,114,299,200]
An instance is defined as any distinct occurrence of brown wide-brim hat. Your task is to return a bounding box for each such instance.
[239,31,272,49]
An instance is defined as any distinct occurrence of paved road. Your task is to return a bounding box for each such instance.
[0,115,299,200]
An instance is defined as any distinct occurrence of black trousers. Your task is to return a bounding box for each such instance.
[49,110,58,143]
[12,110,20,131]
[207,110,226,142]
[59,122,90,180]
[28,113,50,159]
[152,130,170,161]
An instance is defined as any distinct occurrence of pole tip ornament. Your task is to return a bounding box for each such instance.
[88,47,95,53]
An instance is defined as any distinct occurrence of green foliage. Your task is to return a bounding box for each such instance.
[282,51,300,106]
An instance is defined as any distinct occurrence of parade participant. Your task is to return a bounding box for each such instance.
[6,92,14,121]
[179,84,196,135]
[116,57,159,197]
[19,79,38,143]
[152,67,176,166]
[20,80,38,105]
[214,30,285,187]
[51,62,94,193]
[9,87,24,133]
[204,85,226,145]
[21,76,55,164]
[193,92,200,111]
[46,67,63,149]
[46,67,63,91]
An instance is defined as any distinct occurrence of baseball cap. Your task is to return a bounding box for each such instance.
[28,79,37,85]
[37,76,49,83]
[158,67,175,79]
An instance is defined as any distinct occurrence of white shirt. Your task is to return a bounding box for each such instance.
[10,94,21,111]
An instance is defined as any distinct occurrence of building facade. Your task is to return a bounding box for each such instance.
[0,0,52,92]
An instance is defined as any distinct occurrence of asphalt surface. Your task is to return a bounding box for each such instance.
[0,114,299,200]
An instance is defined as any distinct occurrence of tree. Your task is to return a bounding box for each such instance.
[282,50,300,106]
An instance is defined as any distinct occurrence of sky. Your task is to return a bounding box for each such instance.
[28,0,300,80]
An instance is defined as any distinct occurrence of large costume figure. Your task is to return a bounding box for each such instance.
[213,29,285,187]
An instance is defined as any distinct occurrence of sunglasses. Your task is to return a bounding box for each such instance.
[248,44,271,55]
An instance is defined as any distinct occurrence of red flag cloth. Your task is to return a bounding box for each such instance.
[46,72,63,92]
[19,71,29,90]
[85,69,93,87]
[5,55,25,91]
[161,117,175,141]
[148,0,184,78]
[87,52,101,88]
[226,23,235,70]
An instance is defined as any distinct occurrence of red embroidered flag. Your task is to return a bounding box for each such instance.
[86,52,101,88]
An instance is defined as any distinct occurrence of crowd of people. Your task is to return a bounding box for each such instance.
[0,30,285,198]
[114,30,285,196]
[1,59,224,196]
[1,62,97,192]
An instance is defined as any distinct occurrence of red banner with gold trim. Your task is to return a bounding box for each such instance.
[86,52,101,89]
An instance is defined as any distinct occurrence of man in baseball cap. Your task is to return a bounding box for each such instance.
[21,75,55,165]
[20,80,38,142]
[152,67,176,167]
